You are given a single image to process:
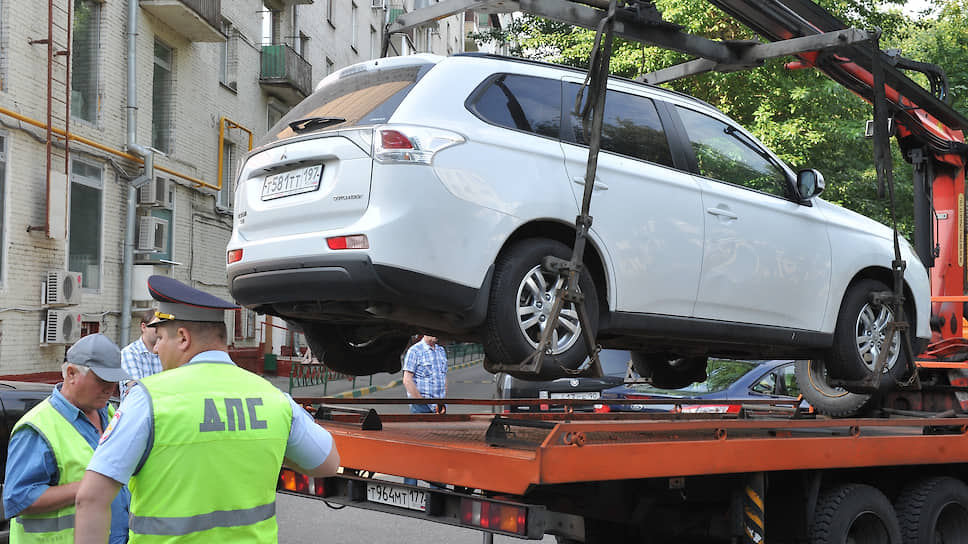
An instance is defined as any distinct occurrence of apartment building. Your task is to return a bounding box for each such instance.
[0,0,476,376]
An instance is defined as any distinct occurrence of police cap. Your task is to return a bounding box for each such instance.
[146,275,238,327]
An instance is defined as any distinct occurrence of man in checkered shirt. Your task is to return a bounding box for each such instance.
[402,334,448,414]
[119,308,163,398]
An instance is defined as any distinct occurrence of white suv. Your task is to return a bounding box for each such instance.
[227,53,929,389]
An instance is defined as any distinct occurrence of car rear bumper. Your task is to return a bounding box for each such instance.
[229,255,491,331]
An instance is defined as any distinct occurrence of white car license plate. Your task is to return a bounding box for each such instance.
[261,165,323,201]
[367,482,426,512]
[549,392,601,400]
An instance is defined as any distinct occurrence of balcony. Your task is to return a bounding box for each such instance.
[139,0,224,43]
[260,44,312,104]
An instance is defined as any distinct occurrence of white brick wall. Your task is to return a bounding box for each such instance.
[0,0,466,374]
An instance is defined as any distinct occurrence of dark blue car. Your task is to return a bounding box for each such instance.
[598,359,808,414]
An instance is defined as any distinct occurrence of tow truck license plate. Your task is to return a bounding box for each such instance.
[261,164,323,201]
[549,392,600,400]
[367,483,426,512]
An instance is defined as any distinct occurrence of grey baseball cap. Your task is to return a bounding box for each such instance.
[66,334,130,382]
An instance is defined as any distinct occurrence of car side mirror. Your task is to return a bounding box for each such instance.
[796,169,825,202]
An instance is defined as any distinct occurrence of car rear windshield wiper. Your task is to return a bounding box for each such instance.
[288,116,346,133]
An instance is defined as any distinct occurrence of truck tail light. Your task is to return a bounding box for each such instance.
[459,498,527,536]
[277,468,328,497]
[227,249,243,264]
[373,125,464,165]
[327,235,369,250]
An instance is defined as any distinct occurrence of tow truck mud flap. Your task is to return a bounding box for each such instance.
[278,468,554,539]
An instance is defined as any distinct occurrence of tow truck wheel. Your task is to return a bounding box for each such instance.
[484,239,599,380]
[795,359,873,417]
[301,323,410,376]
[811,484,902,544]
[631,353,708,389]
[827,278,911,385]
[895,477,968,544]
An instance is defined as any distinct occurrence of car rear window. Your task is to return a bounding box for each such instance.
[258,62,434,147]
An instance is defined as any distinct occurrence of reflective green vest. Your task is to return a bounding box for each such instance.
[129,361,292,543]
[10,398,114,544]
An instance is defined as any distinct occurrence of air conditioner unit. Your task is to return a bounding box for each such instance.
[42,310,82,345]
[137,216,169,253]
[43,270,82,306]
[137,176,173,208]
[370,0,386,8]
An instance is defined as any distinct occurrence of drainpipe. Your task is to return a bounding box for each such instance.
[122,0,153,345]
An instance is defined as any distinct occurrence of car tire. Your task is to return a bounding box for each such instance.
[827,278,912,385]
[895,476,968,544]
[484,239,599,380]
[810,484,902,544]
[302,323,410,376]
[631,353,707,390]
[795,359,873,417]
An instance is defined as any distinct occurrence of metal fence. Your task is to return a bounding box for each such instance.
[182,0,221,31]
[259,44,312,97]
[289,342,485,395]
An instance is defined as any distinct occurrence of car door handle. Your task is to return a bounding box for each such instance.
[573,177,609,191]
[706,206,738,220]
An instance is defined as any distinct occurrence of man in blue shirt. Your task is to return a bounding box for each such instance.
[3,333,131,543]
[403,334,449,414]
[119,308,162,398]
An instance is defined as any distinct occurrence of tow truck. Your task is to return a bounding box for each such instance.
[272,1,968,542]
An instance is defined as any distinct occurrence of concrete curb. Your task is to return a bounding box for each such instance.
[329,357,483,398]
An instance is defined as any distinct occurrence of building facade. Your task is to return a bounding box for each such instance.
[0,0,476,376]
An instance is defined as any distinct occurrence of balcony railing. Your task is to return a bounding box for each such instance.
[260,44,312,103]
[139,0,223,42]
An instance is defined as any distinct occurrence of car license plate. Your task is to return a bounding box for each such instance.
[261,164,323,201]
[549,392,601,400]
[367,482,426,512]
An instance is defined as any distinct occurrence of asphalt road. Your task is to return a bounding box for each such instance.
[277,363,556,543]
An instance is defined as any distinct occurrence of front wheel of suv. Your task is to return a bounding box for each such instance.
[483,239,599,380]
[827,278,912,386]
[302,324,410,376]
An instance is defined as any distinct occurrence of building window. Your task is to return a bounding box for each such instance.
[262,2,280,45]
[326,57,334,76]
[351,3,358,51]
[235,308,256,340]
[81,321,100,336]
[152,40,173,154]
[326,0,334,26]
[71,0,100,123]
[267,100,286,131]
[298,32,310,58]
[219,141,236,209]
[0,134,5,280]
[69,159,102,289]
[219,19,237,90]
[370,26,378,58]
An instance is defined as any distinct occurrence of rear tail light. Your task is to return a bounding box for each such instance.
[593,404,610,413]
[277,468,328,497]
[227,249,243,264]
[460,498,527,536]
[327,235,369,250]
[373,125,464,165]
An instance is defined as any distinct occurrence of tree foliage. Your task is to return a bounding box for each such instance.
[471,0,968,238]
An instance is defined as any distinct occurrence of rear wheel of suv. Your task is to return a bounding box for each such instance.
[631,353,708,389]
[302,323,410,376]
[827,278,912,386]
[484,239,599,379]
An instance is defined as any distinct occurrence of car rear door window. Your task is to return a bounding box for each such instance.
[675,106,789,197]
[467,73,562,139]
[563,83,674,168]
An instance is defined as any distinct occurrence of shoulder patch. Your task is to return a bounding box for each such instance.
[100,409,122,444]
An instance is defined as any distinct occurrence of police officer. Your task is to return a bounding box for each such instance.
[4,333,131,544]
[75,276,340,543]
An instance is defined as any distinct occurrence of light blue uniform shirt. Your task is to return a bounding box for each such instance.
[88,350,335,485]
[3,385,131,544]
